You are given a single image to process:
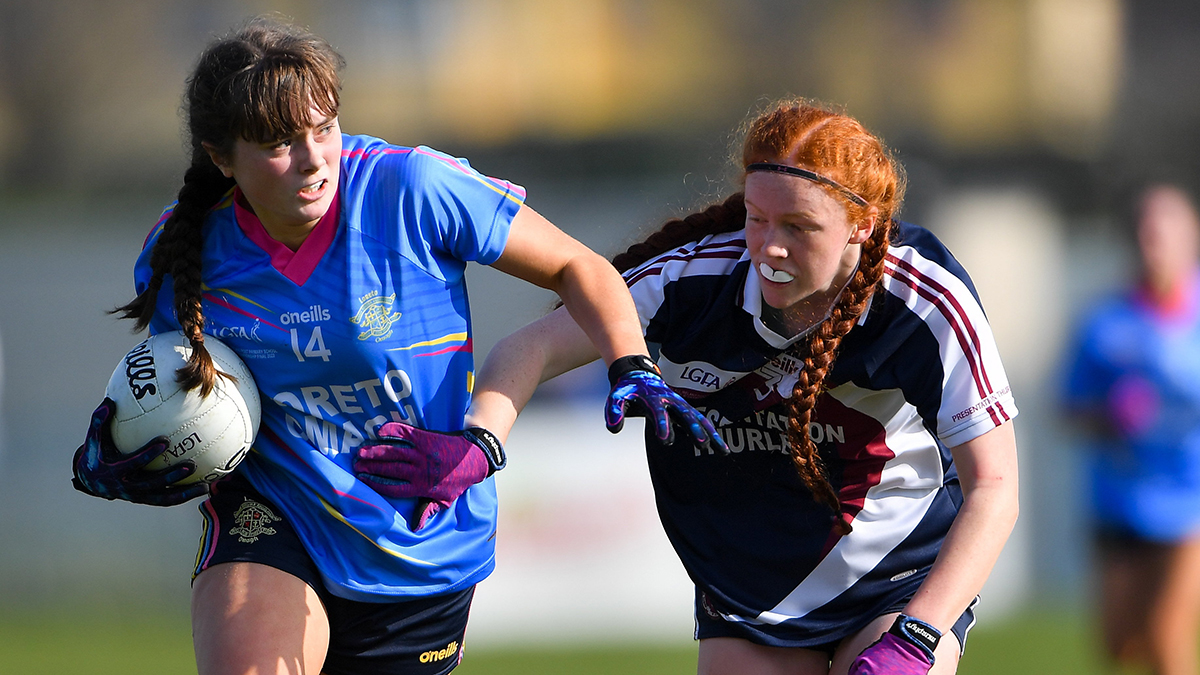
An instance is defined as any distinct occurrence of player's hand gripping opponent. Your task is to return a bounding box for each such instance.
[849,614,941,675]
[353,422,506,530]
[605,355,727,454]
[71,398,209,506]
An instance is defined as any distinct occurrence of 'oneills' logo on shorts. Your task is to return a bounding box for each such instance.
[351,290,402,342]
[229,498,279,543]
[419,641,459,664]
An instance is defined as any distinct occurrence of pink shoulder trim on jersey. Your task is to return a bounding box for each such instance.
[343,144,527,204]
[410,146,528,203]
[343,146,411,161]
[234,188,341,286]
[884,253,1011,425]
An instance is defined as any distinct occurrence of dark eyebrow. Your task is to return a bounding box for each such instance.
[743,197,821,222]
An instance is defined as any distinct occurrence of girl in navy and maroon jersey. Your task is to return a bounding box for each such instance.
[471,99,1019,675]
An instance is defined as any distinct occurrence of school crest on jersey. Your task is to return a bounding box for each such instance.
[351,290,402,342]
[229,498,279,543]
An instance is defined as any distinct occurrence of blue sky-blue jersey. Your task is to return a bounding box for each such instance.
[1063,273,1200,541]
[134,135,524,601]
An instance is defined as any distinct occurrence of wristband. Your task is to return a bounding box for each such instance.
[888,614,941,662]
[607,354,661,386]
[463,427,506,475]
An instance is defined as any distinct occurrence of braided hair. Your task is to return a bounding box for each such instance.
[114,17,344,396]
[613,99,905,534]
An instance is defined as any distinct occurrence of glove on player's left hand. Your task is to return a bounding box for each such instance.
[604,355,727,454]
[354,422,505,531]
[849,615,939,675]
[353,421,505,503]
[71,398,209,506]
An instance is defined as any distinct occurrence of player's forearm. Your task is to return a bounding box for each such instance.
[465,332,548,442]
[902,424,1019,632]
[553,252,649,365]
[902,478,1018,631]
[465,309,600,442]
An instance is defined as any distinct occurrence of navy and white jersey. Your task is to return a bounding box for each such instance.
[623,221,1016,645]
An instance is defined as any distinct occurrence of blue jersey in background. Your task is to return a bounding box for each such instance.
[1064,272,1200,541]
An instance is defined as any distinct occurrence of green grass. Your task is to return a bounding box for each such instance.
[0,607,1137,674]
[0,609,196,675]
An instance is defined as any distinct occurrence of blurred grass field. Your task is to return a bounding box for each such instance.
[0,607,1117,675]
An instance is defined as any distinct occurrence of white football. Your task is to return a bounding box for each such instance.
[105,331,261,485]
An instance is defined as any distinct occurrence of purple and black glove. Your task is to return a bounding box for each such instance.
[71,398,208,506]
[604,354,727,454]
[849,614,941,675]
[353,421,506,530]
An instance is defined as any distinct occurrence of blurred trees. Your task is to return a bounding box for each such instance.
[0,0,1194,199]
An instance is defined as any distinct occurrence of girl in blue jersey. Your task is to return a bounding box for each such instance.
[1064,183,1200,675]
[465,100,1020,674]
[68,16,715,675]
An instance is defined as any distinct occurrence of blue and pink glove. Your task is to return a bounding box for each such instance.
[71,398,209,506]
[849,614,940,675]
[352,422,506,530]
[604,354,727,454]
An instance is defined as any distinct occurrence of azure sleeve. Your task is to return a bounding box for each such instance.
[345,138,526,282]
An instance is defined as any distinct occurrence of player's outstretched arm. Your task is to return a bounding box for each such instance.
[466,305,600,441]
[481,205,721,455]
[487,205,649,369]
[467,304,723,454]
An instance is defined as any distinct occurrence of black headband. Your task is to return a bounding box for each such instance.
[745,162,868,207]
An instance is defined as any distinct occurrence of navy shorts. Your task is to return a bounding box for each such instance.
[193,473,472,675]
[695,589,978,657]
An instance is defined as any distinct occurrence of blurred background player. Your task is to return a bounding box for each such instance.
[1063,182,1200,675]
[68,15,714,675]
[460,99,1020,674]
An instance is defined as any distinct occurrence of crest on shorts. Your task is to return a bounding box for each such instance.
[351,290,402,342]
[229,498,279,543]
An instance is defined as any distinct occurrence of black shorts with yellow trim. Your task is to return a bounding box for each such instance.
[194,472,473,675]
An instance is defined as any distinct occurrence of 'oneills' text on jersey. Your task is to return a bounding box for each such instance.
[135,135,524,601]
[623,221,1016,645]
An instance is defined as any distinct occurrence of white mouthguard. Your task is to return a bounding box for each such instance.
[759,262,795,283]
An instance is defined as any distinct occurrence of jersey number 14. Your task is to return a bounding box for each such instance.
[290,326,332,362]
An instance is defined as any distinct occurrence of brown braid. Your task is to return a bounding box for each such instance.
[114,160,236,396]
[112,16,343,396]
[783,218,892,535]
[611,193,747,274]
[743,98,904,535]
[612,99,904,535]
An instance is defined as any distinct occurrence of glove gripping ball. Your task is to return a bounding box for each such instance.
[105,331,261,485]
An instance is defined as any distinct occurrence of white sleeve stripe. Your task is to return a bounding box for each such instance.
[625,248,746,286]
[884,253,1011,425]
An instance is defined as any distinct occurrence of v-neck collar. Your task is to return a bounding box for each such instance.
[234,187,341,286]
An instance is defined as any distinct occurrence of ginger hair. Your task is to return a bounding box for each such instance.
[114,17,343,396]
[614,99,905,534]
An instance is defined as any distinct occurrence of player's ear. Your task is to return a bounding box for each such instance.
[848,207,879,245]
[202,142,234,179]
